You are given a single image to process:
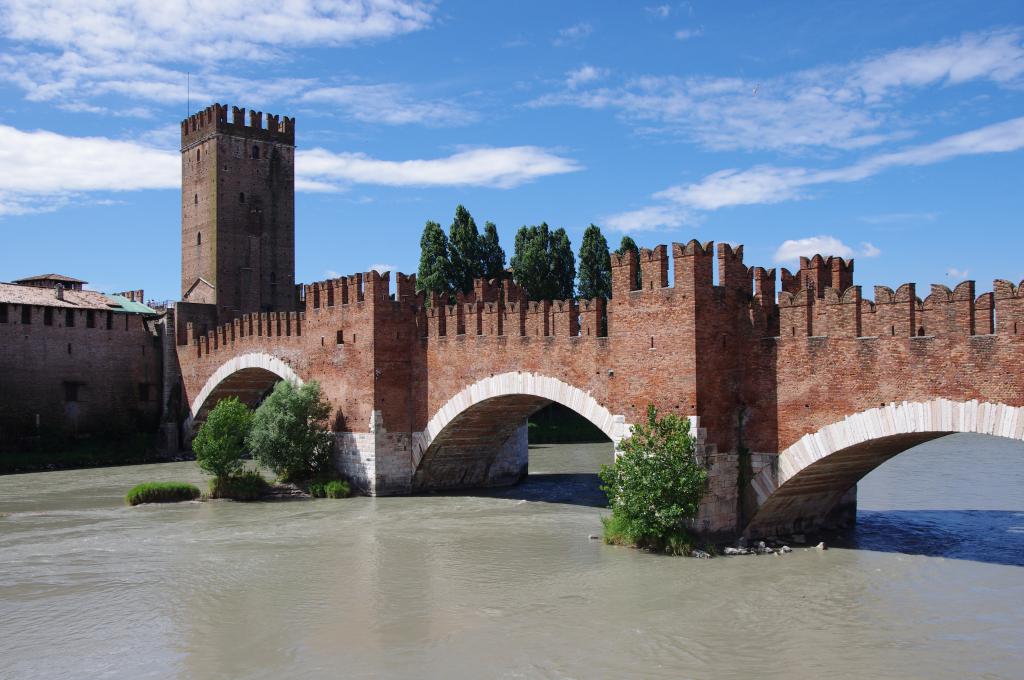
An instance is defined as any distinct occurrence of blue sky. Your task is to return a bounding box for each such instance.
[0,0,1022,300]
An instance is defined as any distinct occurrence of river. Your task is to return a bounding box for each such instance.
[1,434,1022,679]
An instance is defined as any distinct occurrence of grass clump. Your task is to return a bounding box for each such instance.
[208,471,269,501]
[126,482,201,506]
[599,405,708,556]
[309,478,351,499]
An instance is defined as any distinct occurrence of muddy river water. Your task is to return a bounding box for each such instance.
[1,434,1022,679]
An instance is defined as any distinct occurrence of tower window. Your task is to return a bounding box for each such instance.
[196,149,201,163]
[21,305,31,324]
[44,308,53,325]
[194,193,198,205]
[239,192,245,203]
[0,303,7,323]
[86,310,95,328]
[65,309,75,327]
[252,145,260,159]
[197,232,202,246]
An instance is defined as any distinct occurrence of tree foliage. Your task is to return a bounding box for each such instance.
[479,221,506,280]
[416,220,453,304]
[577,224,612,300]
[246,380,334,481]
[448,205,482,294]
[510,223,576,300]
[599,405,708,552]
[192,397,252,479]
[614,235,642,290]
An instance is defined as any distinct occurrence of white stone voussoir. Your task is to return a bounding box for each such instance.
[188,352,304,419]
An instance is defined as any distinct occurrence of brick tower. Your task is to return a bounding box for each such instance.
[180,103,296,322]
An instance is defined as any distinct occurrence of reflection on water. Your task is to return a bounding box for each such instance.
[0,435,1021,679]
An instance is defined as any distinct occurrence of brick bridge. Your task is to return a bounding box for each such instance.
[170,242,1024,539]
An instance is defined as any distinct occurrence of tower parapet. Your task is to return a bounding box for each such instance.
[181,103,295,149]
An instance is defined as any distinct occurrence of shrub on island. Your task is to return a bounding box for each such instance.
[247,380,334,482]
[599,405,708,556]
[207,470,269,501]
[309,478,351,499]
[126,482,201,506]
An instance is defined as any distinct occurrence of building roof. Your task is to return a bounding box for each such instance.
[0,282,158,314]
[13,273,88,285]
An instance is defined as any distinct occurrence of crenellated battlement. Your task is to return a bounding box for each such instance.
[183,310,304,357]
[180,103,295,149]
[777,275,1024,339]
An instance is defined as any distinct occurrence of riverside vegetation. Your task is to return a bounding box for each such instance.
[127,380,350,505]
[599,405,709,556]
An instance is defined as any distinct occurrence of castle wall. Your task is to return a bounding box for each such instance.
[0,304,162,442]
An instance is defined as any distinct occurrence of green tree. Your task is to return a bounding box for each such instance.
[479,221,506,280]
[448,205,482,293]
[417,220,453,304]
[577,224,612,300]
[192,397,252,480]
[510,223,576,300]
[246,380,334,482]
[599,405,708,554]
[615,235,642,290]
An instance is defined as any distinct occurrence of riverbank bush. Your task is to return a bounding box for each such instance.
[207,471,269,501]
[247,380,333,481]
[193,397,252,479]
[309,478,351,499]
[126,482,201,506]
[599,405,708,555]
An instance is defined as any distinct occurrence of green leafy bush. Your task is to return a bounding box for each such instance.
[599,405,708,554]
[207,471,269,501]
[126,482,201,506]
[310,478,351,499]
[247,380,334,482]
[192,397,252,479]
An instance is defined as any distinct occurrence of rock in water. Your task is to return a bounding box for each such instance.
[781,545,792,553]
[815,541,827,551]
[691,550,711,559]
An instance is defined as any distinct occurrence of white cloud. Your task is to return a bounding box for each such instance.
[554,22,593,47]
[566,65,608,90]
[369,263,396,274]
[0,125,581,215]
[531,28,1024,152]
[946,267,970,279]
[301,84,476,126]
[674,27,704,41]
[298,146,581,189]
[774,236,855,264]
[646,117,1024,211]
[646,5,671,19]
[325,270,342,280]
[860,242,882,257]
[604,205,694,232]
[0,0,436,110]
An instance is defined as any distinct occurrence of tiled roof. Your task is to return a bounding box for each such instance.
[13,273,88,284]
[0,282,156,314]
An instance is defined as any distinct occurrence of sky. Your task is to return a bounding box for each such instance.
[0,0,1022,301]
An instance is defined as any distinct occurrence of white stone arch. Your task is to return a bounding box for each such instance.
[188,352,304,422]
[750,398,1024,510]
[412,371,628,469]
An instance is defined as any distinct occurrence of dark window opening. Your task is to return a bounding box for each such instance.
[65,309,74,327]
[891,325,895,336]
[917,326,926,337]
[252,145,260,159]
[124,315,129,330]
[196,149,200,163]
[194,193,198,205]
[44,308,53,326]
[21,305,31,324]
[63,381,80,402]
[197,232,202,246]
[86,310,95,328]
[0,303,7,323]
[106,311,112,330]
[66,343,72,355]
[239,192,245,203]
[336,330,344,345]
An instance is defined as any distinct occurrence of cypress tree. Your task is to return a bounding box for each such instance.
[510,223,576,301]
[479,221,506,280]
[448,205,482,293]
[417,220,453,304]
[615,235,642,290]
[577,224,612,300]
[550,227,576,300]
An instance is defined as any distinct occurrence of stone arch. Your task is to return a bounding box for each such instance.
[187,352,304,428]
[411,372,628,491]
[746,399,1024,537]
